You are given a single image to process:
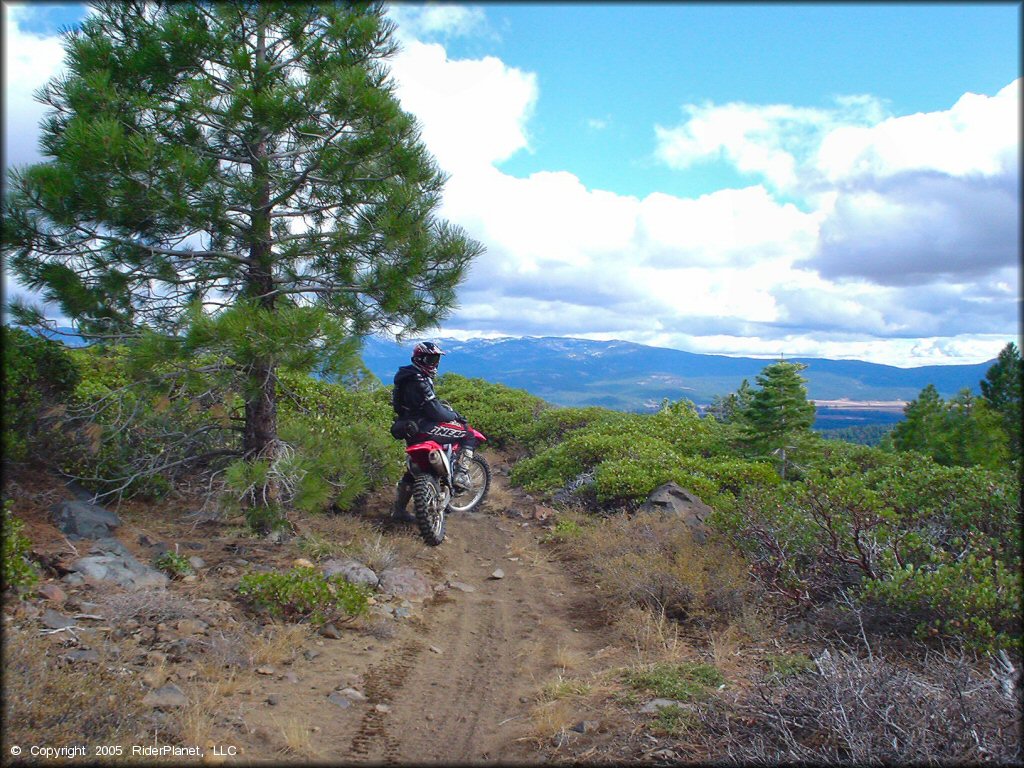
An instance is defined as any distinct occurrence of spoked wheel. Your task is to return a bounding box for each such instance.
[448,455,491,514]
[412,473,448,546]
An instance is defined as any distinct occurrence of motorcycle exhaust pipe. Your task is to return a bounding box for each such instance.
[427,450,448,477]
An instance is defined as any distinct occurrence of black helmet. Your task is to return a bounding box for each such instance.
[412,341,445,377]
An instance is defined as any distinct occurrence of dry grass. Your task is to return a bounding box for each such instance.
[553,644,584,672]
[273,716,322,760]
[247,624,310,668]
[528,698,578,742]
[540,673,592,702]
[3,627,153,748]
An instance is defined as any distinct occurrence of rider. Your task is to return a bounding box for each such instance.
[391,341,478,522]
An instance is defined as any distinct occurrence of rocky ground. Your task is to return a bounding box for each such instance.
[3,455,684,764]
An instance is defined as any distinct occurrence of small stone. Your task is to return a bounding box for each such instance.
[327,691,352,709]
[447,581,476,593]
[489,569,505,580]
[176,618,209,636]
[64,649,100,663]
[426,714,434,721]
[143,683,188,709]
[182,574,198,583]
[319,623,343,639]
[303,649,321,661]
[266,695,280,706]
[519,696,530,704]
[188,556,206,570]
[256,665,276,676]
[570,720,600,734]
[37,583,67,603]
[640,698,689,714]
[282,672,299,684]
[337,687,366,702]
[41,608,76,629]
[374,703,391,713]
[429,645,443,655]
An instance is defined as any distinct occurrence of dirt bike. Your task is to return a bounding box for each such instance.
[404,421,490,546]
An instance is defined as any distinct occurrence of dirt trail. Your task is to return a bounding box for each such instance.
[238,459,616,763]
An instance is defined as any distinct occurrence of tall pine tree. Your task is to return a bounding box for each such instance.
[3,3,483,476]
[980,342,1022,460]
[740,361,816,478]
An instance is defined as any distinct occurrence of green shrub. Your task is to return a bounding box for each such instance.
[434,373,549,448]
[237,566,370,626]
[624,661,725,701]
[2,327,80,461]
[154,550,193,579]
[710,452,1021,653]
[2,502,39,595]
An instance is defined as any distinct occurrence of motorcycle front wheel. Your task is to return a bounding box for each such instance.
[413,473,448,546]
[448,455,491,514]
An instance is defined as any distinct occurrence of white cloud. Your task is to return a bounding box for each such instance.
[386,40,537,173]
[388,3,490,41]
[2,3,69,170]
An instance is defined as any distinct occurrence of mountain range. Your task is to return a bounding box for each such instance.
[361,335,995,427]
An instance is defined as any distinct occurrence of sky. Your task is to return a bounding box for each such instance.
[2,2,1021,367]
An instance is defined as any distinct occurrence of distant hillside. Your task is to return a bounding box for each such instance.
[361,336,993,418]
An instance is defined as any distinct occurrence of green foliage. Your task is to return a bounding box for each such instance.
[737,361,816,477]
[711,444,1021,652]
[434,373,549,447]
[1,327,80,461]
[818,423,896,447]
[237,566,370,627]
[624,662,725,701]
[154,550,193,579]
[979,342,1022,460]
[891,385,1010,469]
[2,501,39,595]
[763,653,815,681]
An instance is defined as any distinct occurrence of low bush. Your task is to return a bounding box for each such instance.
[2,501,39,595]
[710,447,1021,653]
[1,327,80,461]
[694,648,1022,764]
[435,373,549,448]
[237,566,370,626]
[624,660,725,701]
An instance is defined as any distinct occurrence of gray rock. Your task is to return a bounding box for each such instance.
[64,649,101,663]
[378,566,433,602]
[41,609,76,629]
[336,687,366,702]
[266,695,280,706]
[489,569,505,580]
[327,691,352,709]
[447,580,476,593]
[50,500,121,540]
[143,683,189,709]
[640,698,691,714]
[319,623,343,639]
[68,538,169,591]
[322,558,379,588]
[638,482,712,543]
[187,556,205,570]
[570,720,600,734]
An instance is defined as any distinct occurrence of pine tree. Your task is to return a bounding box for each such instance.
[739,361,816,477]
[980,342,1022,460]
[3,3,483,501]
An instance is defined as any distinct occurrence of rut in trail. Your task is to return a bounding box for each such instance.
[229,461,607,765]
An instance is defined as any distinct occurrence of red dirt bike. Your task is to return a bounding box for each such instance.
[404,421,491,546]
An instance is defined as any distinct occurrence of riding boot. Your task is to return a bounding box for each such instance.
[391,478,415,523]
[453,448,473,490]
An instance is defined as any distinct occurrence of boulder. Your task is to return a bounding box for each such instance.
[638,482,712,543]
[322,558,379,588]
[143,683,189,709]
[378,566,433,602]
[68,538,169,590]
[50,500,121,540]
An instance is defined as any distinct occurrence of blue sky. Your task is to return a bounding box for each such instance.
[3,2,1021,366]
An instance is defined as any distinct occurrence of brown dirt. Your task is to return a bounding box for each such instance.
[4,455,630,764]
[233,460,618,763]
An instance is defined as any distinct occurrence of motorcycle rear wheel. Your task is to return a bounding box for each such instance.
[448,455,491,514]
[413,474,447,546]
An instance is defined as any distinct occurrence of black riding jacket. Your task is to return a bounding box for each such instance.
[392,365,460,426]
